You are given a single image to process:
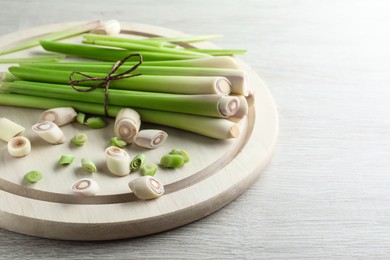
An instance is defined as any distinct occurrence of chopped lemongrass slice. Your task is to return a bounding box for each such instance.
[128,176,164,200]
[184,48,247,56]
[59,155,75,165]
[0,54,66,64]
[24,170,43,183]
[32,121,66,144]
[90,20,121,35]
[84,117,107,129]
[170,149,190,163]
[71,133,87,146]
[160,154,185,168]
[134,130,168,149]
[148,34,223,43]
[142,162,158,176]
[39,107,77,126]
[81,158,97,173]
[7,136,31,157]
[105,146,131,176]
[130,154,146,172]
[0,20,101,55]
[114,108,140,144]
[109,137,127,148]
[71,178,99,196]
[76,112,86,125]
[0,118,25,142]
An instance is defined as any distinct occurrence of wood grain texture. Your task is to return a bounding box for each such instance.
[1,0,390,258]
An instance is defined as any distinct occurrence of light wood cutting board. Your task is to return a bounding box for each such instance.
[0,22,278,240]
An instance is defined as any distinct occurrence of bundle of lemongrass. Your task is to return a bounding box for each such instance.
[0,20,249,139]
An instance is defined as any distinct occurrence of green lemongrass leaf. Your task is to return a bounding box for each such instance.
[148,34,223,43]
[184,48,247,56]
[83,33,164,48]
[0,20,101,55]
[0,93,239,139]
[0,54,66,64]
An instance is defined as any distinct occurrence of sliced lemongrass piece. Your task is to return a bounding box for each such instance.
[114,108,141,144]
[59,154,75,165]
[105,146,131,176]
[228,96,249,122]
[141,162,158,176]
[0,118,25,142]
[32,121,65,144]
[24,170,42,183]
[71,133,87,146]
[109,137,127,148]
[160,154,185,168]
[90,20,121,35]
[128,176,164,200]
[40,41,201,61]
[184,48,247,56]
[71,178,99,196]
[83,33,164,48]
[0,54,66,64]
[39,107,77,126]
[134,130,168,149]
[170,149,190,163]
[0,93,240,139]
[0,20,101,55]
[130,154,146,172]
[149,34,223,43]
[76,112,86,125]
[84,116,107,129]
[7,136,31,157]
[81,158,97,173]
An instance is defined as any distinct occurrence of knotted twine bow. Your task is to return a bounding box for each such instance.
[68,53,143,117]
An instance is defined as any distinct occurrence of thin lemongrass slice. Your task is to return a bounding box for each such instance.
[71,133,87,146]
[24,170,43,183]
[83,33,164,48]
[134,130,168,149]
[3,80,239,118]
[7,136,31,157]
[0,20,101,55]
[10,66,233,95]
[130,153,146,172]
[160,154,185,168]
[148,34,223,43]
[40,41,201,61]
[90,20,121,35]
[71,178,99,196]
[141,163,158,176]
[32,121,65,144]
[114,108,141,144]
[184,48,247,56]
[128,176,164,200]
[59,154,75,165]
[81,158,97,173]
[0,54,66,64]
[0,118,25,142]
[84,39,209,57]
[170,149,190,163]
[105,146,131,176]
[39,107,77,126]
[109,137,127,148]
[0,93,240,139]
[76,112,86,125]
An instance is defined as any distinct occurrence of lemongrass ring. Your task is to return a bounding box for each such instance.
[134,129,168,149]
[24,170,43,183]
[217,96,240,117]
[128,176,164,200]
[130,153,146,172]
[141,162,158,176]
[81,158,97,173]
[0,118,25,142]
[71,178,99,196]
[72,133,87,146]
[105,146,131,176]
[7,136,31,157]
[114,108,141,143]
[160,154,185,168]
[39,107,77,126]
[32,121,66,144]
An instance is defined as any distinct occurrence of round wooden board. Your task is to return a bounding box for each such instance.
[0,22,278,240]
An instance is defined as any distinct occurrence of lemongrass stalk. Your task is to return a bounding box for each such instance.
[128,176,164,200]
[3,81,239,118]
[25,56,240,69]
[24,170,43,183]
[134,129,168,149]
[0,54,66,64]
[0,20,101,55]
[39,107,77,126]
[32,121,66,144]
[184,48,247,56]
[40,41,201,61]
[0,93,239,139]
[0,118,25,142]
[8,136,31,157]
[83,33,164,48]
[20,63,250,96]
[90,20,121,35]
[148,34,223,43]
[0,72,18,82]
[72,178,99,196]
[10,66,233,95]
[83,39,209,57]
[227,96,249,122]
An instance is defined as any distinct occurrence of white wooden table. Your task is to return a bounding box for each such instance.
[1,0,389,258]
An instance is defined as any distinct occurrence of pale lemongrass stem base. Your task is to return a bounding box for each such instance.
[0,118,25,142]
